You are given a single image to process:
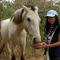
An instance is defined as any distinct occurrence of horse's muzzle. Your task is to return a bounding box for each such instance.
[33,37,41,44]
[32,37,41,49]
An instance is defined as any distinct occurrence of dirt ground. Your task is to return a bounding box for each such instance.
[25,48,45,60]
[26,56,44,60]
[0,46,45,60]
[0,37,45,60]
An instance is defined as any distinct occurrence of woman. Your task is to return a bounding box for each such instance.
[35,10,60,60]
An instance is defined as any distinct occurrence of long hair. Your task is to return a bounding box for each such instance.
[45,15,59,34]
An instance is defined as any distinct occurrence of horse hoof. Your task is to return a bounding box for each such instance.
[21,56,25,60]
[11,54,16,60]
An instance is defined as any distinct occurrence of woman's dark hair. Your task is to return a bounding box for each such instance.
[45,15,59,34]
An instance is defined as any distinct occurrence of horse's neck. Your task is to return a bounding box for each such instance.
[10,22,25,35]
[16,28,25,35]
[9,21,26,41]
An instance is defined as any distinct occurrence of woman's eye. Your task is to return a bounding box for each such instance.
[27,18,31,22]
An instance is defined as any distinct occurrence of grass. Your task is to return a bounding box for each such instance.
[0,33,45,60]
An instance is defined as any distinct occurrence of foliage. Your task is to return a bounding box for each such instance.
[0,3,3,20]
[0,0,60,41]
[0,1,14,20]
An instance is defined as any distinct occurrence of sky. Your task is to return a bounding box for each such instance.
[47,0,60,5]
[47,0,59,2]
[3,0,15,3]
[2,0,60,3]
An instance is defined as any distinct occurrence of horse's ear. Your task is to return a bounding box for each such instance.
[22,5,29,13]
[34,6,38,13]
[12,9,24,24]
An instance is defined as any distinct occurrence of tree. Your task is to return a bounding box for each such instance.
[1,1,14,20]
[0,1,3,20]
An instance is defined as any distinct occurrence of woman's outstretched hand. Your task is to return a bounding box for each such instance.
[34,42,49,49]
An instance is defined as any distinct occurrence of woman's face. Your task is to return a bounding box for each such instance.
[48,17,56,25]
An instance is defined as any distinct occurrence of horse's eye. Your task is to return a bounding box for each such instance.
[27,18,31,22]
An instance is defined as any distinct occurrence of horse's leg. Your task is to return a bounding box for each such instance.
[0,34,8,54]
[20,30,27,60]
[7,42,16,60]
[7,42,12,60]
[21,54,25,60]
[21,45,25,60]
[21,44,25,60]
[1,20,10,55]
[0,21,5,54]
[11,53,16,60]
[0,39,6,54]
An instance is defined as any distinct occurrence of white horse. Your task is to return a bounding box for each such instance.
[1,5,41,60]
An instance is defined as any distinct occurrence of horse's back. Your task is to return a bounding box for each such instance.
[1,18,10,25]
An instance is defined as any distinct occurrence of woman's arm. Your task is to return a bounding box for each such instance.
[49,34,60,47]
[34,34,60,48]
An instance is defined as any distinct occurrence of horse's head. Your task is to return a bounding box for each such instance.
[23,5,41,43]
[11,5,41,44]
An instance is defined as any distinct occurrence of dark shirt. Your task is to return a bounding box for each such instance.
[49,24,60,57]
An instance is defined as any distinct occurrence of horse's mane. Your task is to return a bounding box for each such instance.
[11,8,24,24]
[25,5,36,11]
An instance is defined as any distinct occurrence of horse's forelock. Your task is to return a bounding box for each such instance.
[30,6,35,11]
[24,5,36,12]
[26,5,38,12]
[11,9,24,25]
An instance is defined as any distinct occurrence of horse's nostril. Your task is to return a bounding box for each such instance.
[33,38,37,44]
[33,38,41,44]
